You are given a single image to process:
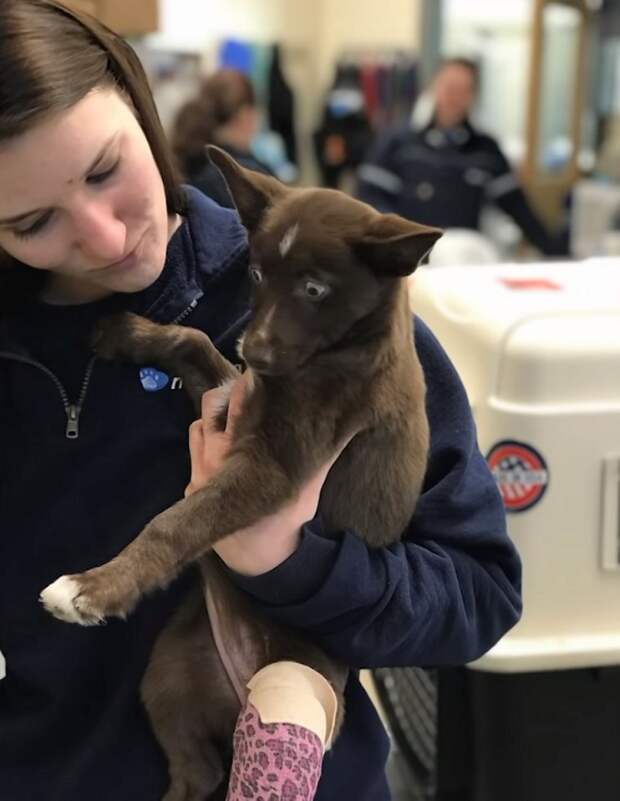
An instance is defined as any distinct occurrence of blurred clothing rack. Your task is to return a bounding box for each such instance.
[334,48,419,129]
[313,48,418,189]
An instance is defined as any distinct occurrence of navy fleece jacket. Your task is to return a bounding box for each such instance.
[0,187,521,801]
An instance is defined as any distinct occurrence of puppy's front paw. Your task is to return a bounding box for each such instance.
[40,575,105,626]
[40,565,139,626]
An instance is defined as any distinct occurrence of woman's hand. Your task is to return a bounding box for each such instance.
[184,374,248,498]
[185,374,346,577]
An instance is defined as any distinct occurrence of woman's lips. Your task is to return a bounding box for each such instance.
[98,233,145,273]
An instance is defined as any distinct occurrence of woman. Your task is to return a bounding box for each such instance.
[171,68,274,208]
[0,3,521,801]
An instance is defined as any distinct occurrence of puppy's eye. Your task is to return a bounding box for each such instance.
[249,265,263,285]
[303,280,330,301]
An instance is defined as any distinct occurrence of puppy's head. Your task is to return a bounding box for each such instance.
[208,146,442,376]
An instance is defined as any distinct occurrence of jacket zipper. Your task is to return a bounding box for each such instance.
[0,296,200,440]
[172,297,198,325]
[65,355,97,439]
[0,351,96,439]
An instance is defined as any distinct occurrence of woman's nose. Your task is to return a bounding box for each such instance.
[73,202,127,264]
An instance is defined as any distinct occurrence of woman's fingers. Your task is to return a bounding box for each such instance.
[225,372,248,435]
[185,375,249,497]
[198,373,246,436]
[185,419,205,497]
[201,383,226,426]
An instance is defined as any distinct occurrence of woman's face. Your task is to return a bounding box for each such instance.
[432,65,477,128]
[0,88,177,304]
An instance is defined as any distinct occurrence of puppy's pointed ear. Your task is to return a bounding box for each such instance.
[354,213,443,276]
[207,145,285,233]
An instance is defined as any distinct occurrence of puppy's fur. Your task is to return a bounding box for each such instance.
[41,148,441,801]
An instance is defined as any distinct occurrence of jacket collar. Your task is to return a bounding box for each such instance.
[142,185,248,324]
[420,118,474,150]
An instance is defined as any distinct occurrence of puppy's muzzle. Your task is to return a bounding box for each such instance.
[242,340,278,374]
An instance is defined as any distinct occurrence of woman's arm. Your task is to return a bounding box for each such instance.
[485,139,568,256]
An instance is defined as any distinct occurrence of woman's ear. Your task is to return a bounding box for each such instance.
[353,213,443,276]
[207,146,285,233]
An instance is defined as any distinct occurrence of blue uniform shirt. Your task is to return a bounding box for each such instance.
[357,120,567,256]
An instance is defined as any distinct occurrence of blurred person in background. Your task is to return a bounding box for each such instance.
[357,57,568,257]
[171,68,274,208]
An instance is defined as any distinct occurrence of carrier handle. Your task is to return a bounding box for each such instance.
[601,456,620,571]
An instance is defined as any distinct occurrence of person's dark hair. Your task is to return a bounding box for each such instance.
[171,69,255,179]
[435,57,480,90]
[170,96,214,180]
[0,0,185,312]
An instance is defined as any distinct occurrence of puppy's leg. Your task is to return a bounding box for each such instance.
[92,312,239,409]
[40,443,298,624]
[141,577,239,801]
[202,562,348,801]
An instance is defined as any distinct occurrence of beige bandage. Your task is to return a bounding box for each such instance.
[246,661,339,750]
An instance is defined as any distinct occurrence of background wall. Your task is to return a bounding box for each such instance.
[314,0,422,87]
[146,0,422,182]
[148,0,315,52]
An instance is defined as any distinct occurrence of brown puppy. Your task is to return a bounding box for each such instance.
[40,147,441,800]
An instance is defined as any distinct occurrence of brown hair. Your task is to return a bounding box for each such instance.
[170,69,255,179]
[0,0,185,310]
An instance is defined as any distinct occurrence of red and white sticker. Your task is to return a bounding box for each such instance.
[486,440,549,513]
[499,278,562,291]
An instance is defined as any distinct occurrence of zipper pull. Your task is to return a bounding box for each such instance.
[65,405,80,439]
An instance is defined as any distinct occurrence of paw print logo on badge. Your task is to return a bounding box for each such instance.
[139,367,170,392]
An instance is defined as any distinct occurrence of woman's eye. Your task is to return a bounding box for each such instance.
[13,211,54,239]
[87,159,120,185]
[249,266,263,285]
[303,280,329,301]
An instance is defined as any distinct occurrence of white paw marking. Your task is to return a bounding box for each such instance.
[236,333,245,360]
[279,223,299,257]
[209,378,236,420]
[40,576,103,627]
